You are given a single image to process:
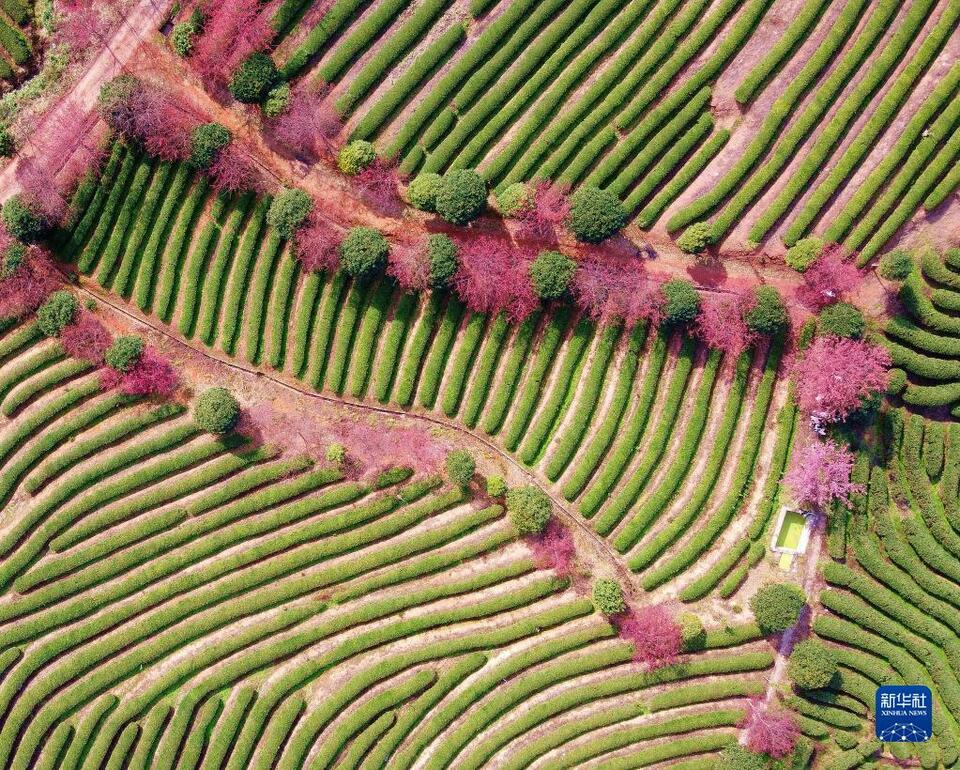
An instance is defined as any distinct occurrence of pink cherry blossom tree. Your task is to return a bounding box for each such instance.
[0,247,61,321]
[387,239,430,292]
[791,335,890,425]
[452,235,538,322]
[355,160,399,211]
[571,255,664,328]
[740,698,799,758]
[616,605,683,669]
[785,439,863,510]
[796,244,862,311]
[269,84,342,161]
[294,212,340,273]
[189,0,274,88]
[208,143,259,194]
[519,181,570,239]
[101,348,178,397]
[60,312,112,365]
[694,291,756,357]
[527,518,575,577]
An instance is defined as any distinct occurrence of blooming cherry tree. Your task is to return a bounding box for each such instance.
[740,698,799,758]
[452,235,538,322]
[694,292,756,356]
[796,245,862,311]
[571,255,664,328]
[527,518,575,577]
[791,335,890,425]
[617,605,683,669]
[785,439,862,509]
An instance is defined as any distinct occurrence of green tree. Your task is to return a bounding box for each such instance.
[339,226,389,277]
[788,639,838,690]
[445,449,475,487]
[229,52,278,103]
[193,388,241,434]
[745,286,788,336]
[105,335,145,372]
[427,234,458,288]
[750,582,806,634]
[592,579,626,615]
[878,248,914,281]
[36,291,76,337]
[661,279,700,326]
[529,250,576,300]
[337,140,377,175]
[406,173,442,212]
[818,301,865,339]
[505,485,552,534]
[2,195,45,242]
[267,188,312,238]
[190,123,231,169]
[676,222,711,254]
[435,169,487,225]
[567,185,625,243]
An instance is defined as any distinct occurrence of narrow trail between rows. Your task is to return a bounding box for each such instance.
[74,276,641,592]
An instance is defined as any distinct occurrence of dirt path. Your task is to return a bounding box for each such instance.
[77,278,640,590]
[0,0,170,194]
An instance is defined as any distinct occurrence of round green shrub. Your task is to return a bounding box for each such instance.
[744,286,788,336]
[190,123,231,169]
[661,279,700,326]
[505,485,552,535]
[267,188,312,238]
[337,140,377,176]
[486,475,507,497]
[445,449,475,487]
[340,226,389,277]
[427,234,458,288]
[786,237,823,272]
[887,367,907,396]
[0,125,15,157]
[1,242,25,278]
[496,182,531,217]
[2,195,45,242]
[170,22,196,57]
[592,579,626,615]
[750,581,806,634]
[406,173,442,212]
[818,301,865,339]
[676,222,712,254]
[529,250,576,300]
[567,185,626,243]
[193,387,240,434]
[105,335,144,372]
[229,52,278,103]
[325,442,346,466]
[878,248,914,281]
[36,290,76,337]
[435,169,487,225]
[788,639,838,690]
[263,83,290,118]
[679,612,706,651]
[97,74,140,130]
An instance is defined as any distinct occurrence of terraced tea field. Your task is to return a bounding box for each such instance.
[268,0,960,255]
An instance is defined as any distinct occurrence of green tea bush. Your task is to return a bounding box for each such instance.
[496,183,531,217]
[406,173,442,211]
[505,485,552,534]
[229,52,278,103]
[170,21,196,57]
[339,227,388,277]
[788,639,838,689]
[263,83,290,117]
[785,237,822,272]
[435,169,487,225]
[36,291,76,337]
[2,195,45,241]
[750,581,806,633]
[879,248,914,280]
[190,123,231,169]
[337,140,377,175]
[194,388,240,434]
[744,286,788,335]
[567,185,625,243]
[267,188,312,237]
[486,475,506,497]
[427,234,458,288]
[445,450,475,487]
[592,579,626,615]
[676,221,711,254]
[818,302,865,339]
[529,251,575,300]
[661,279,700,326]
[104,335,144,372]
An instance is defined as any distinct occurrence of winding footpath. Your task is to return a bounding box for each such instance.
[73,275,641,592]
